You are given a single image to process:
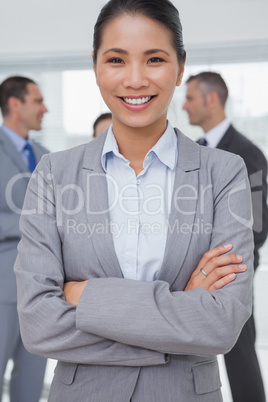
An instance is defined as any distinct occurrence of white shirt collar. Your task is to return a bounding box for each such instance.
[204,118,231,148]
[101,121,177,172]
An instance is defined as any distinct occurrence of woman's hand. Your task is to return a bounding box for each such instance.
[184,244,247,292]
[63,280,88,306]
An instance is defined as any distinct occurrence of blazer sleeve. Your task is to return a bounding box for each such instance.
[76,154,254,357]
[14,155,166,367]
[0,211,21,241]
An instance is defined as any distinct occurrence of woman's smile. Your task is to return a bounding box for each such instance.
[119,95,156,110]
[94,14,183,135]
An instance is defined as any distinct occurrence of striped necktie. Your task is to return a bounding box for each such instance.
[24,142,36,173]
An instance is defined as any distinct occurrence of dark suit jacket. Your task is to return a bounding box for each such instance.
[200,124,268,270]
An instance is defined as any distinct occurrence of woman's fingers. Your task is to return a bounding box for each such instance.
[199,253,243,277]
[204,263,247,289]
[196,243,233,272]
[63,280,88,306]
[208,273,237,292]
[184,262,247,292]
[184,244,247,292]
[184,262,246,291]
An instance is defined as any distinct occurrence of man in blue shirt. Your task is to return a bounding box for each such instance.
[0,76,48,402]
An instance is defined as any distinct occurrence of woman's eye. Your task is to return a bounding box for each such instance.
[107,58,124,64]
[148,57,165,64]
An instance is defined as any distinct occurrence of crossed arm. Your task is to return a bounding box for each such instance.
[15,152,253,364]
[63,155,253,356]
[64,243,247,305]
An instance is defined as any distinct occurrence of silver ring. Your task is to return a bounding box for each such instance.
[200,268,208,277]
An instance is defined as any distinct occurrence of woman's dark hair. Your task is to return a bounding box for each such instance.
[93,0,186,65]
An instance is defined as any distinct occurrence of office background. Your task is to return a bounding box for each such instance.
[0,0,267,400]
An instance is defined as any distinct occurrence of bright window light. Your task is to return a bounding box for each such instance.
[63,70,109,135]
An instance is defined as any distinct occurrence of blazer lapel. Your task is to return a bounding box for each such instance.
[82,134,123,279]
[216,125,234,151]
[158,129,200,286]
[81,129,201,283]
[0,128,29,175]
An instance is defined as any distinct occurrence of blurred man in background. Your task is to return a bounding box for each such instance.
[183,71,268,402]
[0,76,48,402]
[93,112,112,138]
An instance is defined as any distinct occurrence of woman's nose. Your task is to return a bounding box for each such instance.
[123,64,149,89]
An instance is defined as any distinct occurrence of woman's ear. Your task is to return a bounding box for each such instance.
[176,63,185,87]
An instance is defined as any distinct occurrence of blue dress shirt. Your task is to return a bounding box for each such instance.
[101,121,178,281]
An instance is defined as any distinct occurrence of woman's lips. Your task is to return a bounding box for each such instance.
[119,95,156,110]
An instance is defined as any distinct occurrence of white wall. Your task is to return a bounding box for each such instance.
[0,0,267,57]
[0,0,104,55]
[180,0,268,45]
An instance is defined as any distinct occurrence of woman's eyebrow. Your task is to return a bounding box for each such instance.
[144,49,170,56]
[102,48,170,56]
[103,48,128,55]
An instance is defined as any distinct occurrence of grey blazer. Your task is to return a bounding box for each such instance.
[0,127,48,303]
[15,128,254,402]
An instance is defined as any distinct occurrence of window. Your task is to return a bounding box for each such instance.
[1,60,268,155]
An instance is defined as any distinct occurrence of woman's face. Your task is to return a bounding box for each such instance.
[94,14,184,134]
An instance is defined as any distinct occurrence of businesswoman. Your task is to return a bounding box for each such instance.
[15,0,253,401]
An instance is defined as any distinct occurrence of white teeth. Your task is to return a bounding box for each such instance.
[123,96,152,105]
